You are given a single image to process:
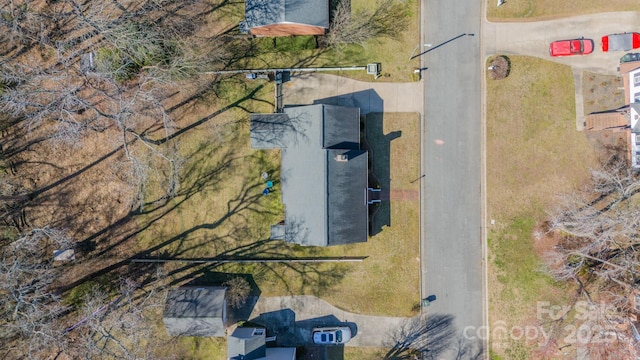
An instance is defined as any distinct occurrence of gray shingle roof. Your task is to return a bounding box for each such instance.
[228,328,266,360]
[327,149,368,245]
[250,104,368,246]
[163,286,227,337]
[244,0,329,29]
[632,103,640,133]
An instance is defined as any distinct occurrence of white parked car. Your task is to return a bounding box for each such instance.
[312,327,352,345]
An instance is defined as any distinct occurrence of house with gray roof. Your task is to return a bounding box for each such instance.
[163,286,227,337]
[250,104,369,246]
[228,327,296,360]
[243,0,329,36]
[585,59,640,168]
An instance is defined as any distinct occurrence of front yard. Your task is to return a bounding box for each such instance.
[486,56,599,359]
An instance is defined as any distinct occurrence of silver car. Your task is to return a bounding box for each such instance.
[312,327,352,345]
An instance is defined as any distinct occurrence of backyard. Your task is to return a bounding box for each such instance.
[8,0,640,356]
[0,0,423,355]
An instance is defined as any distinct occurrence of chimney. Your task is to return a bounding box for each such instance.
[335,154,348,162]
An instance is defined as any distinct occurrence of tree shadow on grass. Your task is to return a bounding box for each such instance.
[57,166,266,291]
[59,165,333,296]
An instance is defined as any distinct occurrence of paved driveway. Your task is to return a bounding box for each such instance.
[283,73,423,114]
[484,12,640,130]
[484,11,640,75]
[244,295,482,357]
[246,295,409,348]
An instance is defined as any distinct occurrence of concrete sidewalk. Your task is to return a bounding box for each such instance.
[283,73,423,114]
[247,295,410,348]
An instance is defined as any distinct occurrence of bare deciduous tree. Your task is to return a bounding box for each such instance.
[0,0,229,210]
[0,227,72,358]
[544,155,640,357]
[326,0,410,48]
[66,277,169,360]
[223,276,251,309]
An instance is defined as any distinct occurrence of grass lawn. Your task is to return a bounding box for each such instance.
[328,0,421,82]
[320,112,421,316]
[125,74,420,355]
[206,0,420,82]
[486,0,640,20]
[485,56,598,359]
[136,110,421,318]
[344,347,390,359]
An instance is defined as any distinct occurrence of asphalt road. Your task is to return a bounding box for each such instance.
[420,0,485,356]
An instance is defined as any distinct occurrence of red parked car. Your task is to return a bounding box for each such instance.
[549,38,594,57]
[601,32,640,52]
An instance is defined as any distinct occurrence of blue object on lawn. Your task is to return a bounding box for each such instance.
[266,180,273,188]
[263,188,270,195]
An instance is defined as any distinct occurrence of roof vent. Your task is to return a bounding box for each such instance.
[335,154,348,162]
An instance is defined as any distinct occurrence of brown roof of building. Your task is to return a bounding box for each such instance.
[250,23,326,36]
[619,62,640,76]
[584,112,629,131]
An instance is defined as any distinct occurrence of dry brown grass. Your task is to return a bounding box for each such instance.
[344,346,390,359]
[321,113,421,317]
[486,56,597,219]
[333,0,421,82]
[582,72,625,115]
[130,110,420,320]
[486,56,598,358]
[487,0,640,21]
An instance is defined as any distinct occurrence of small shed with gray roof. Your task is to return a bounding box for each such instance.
[243,0,329,36]
[228,327,296,360]
[163,286,227,337]
[228,327,266,360]
[250,104,368,246]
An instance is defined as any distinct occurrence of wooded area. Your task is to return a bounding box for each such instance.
[543,151,640,358]
[0,0,412,357]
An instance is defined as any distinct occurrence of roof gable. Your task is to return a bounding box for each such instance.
[250,104,368,246]
[283,0,328,28]
[163,286,227,337]
[327,149,368,245]
[244,0,328,30]
[228,328,266,360]
[245,0,285,29]
[251,113,294,149]
[631,103,640,133]
[322,105,360,149]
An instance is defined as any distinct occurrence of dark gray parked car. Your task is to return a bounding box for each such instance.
[621,53,640,63]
